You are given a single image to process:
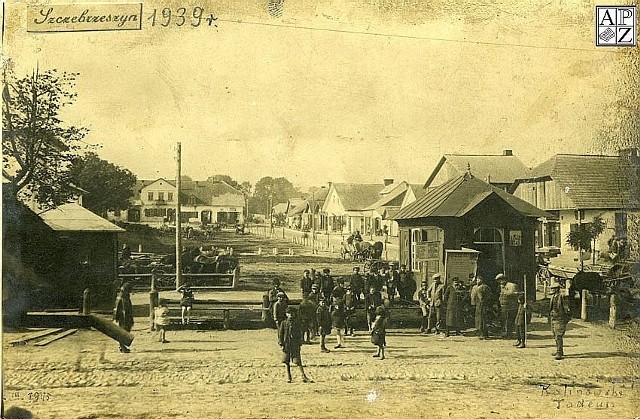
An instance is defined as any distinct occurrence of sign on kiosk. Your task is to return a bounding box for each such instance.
[444,248,480,286]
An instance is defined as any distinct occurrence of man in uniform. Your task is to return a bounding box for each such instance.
[549,280,571,360]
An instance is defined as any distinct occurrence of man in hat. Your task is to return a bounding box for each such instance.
[349,266,365,304]
[417,279,430,333]
[300,269,313,297]
[398,264,416,301]
[316,297,332,353]
[426,273,445,334]
[320,268,335,301]
[278,306,311,383]
[549,280,571,360]
[474,276,493,339]
[497,273,519,339]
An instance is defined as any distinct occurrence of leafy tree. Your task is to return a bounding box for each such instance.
[595,47,640,152]
[249,176,300,215]
[566,216,606,269]
[2,67,89,208]
[68,152,137,216]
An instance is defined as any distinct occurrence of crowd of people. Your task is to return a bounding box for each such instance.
[265,266,572,382]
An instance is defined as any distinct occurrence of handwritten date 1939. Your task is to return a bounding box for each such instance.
[147,7,218,28]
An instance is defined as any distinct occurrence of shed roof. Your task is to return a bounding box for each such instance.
[516,154,640,209]
[394,173,550,220]
[333,183,384,211]
[39,203,125,232]
[364,182,410,211]
[424,154,530,188]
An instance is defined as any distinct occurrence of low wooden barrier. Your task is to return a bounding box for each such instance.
[120,267,239,291]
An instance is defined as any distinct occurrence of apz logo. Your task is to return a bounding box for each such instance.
[596,6,636,46]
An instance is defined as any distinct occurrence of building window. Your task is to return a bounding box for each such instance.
[147,192,154,201]
[144,208,168,217]
[158,192,164,201]
[167,192,173,202]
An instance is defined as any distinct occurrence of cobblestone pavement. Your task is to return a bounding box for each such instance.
[3,316,639,418]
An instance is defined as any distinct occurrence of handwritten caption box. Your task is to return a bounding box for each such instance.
[27,3,143,32]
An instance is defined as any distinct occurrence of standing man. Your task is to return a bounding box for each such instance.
[399,265,416,301]
[349,266,365,304]
[113,282,134,353]
[300,269,313,297]
[320,268,335,301]
[549,280,571,360]
[497,273,519,339]
[387,264,399,303]
[273,291,288,331]
[474,276,493,339]
[444,277,464,337]
[278,306,311,383]
[417,280,430,333]
[426,273,445,334]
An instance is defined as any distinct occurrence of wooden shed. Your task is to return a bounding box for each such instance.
[3,194,124,319]
[393,173,552,297]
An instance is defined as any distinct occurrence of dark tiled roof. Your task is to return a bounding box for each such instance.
[181,180,244,207]
[394,174,550,220]
[333,183,385,211]
[424,154,531,188]
[519,154,640,209]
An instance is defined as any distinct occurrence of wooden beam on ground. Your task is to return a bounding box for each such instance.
[9,328,63,346]
[34,329,78,346]
[88,314,134,347]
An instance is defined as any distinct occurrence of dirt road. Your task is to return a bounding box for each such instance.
[3,314,639,419]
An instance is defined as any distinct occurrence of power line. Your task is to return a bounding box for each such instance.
[218,18,600,53]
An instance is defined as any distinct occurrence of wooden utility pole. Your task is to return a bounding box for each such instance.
[175,142,182,290]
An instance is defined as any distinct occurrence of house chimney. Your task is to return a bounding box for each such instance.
[383,178,394,186]
[503,149,513,156]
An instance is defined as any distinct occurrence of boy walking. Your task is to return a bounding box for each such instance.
[371,306,387,360]
[514,294,527,348]
[316,298,332,353]
[278,306,311,383]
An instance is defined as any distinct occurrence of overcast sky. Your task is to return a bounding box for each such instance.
[4,0,634,190]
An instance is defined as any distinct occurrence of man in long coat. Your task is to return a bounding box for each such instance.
[113,282,134,353]
[549,280,571,360]
[474,276,493,339]
[444,277,464,336]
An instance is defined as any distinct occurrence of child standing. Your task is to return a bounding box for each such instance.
[278,306,311,383]
[331,300,346,349]
[177,284,194,325]
[316,298,332,353]
[154,299,170,343]
[514,294,527,348]
[371,306,387,360]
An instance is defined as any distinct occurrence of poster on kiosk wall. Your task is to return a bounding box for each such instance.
[444,248,480,287]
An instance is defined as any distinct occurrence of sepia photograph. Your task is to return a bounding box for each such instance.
[2,0,639,417]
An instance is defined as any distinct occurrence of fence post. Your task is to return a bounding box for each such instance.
[581,289,588,321]
[258,247,262,256]
[82,288,91,315]
[138,244,143,252]
[150,271,158,331]
[609,293,617,329]
[273,248,278,255]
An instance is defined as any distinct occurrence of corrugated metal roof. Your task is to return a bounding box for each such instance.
[519,154,640,209]
[394,174,550,220]
[39,203,125,232]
